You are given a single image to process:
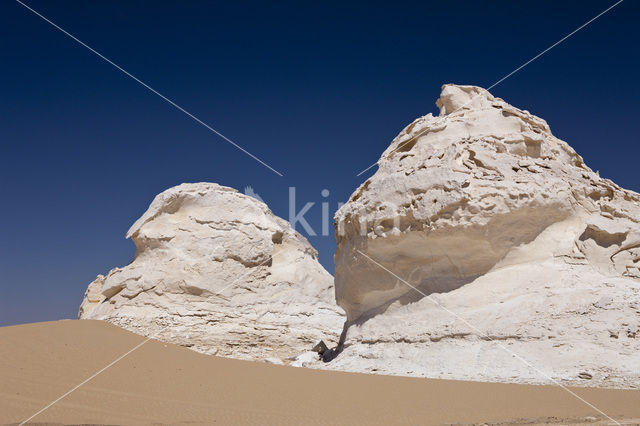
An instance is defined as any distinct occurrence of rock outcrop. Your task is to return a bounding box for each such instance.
[79,86,640,388]
[324,84,640,388]
[79,183,344,362]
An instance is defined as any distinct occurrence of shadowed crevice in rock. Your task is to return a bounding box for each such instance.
[579,224,627,248]
[313,320,350,362]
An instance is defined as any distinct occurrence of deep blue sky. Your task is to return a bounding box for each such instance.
[1,0,638,326]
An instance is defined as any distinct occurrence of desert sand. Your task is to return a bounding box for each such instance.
[1,320,639,425]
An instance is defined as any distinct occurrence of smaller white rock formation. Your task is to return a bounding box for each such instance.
[79,183,344,362]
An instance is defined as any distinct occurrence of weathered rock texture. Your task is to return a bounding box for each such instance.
[80,183,344,362]
[324,84,640,388]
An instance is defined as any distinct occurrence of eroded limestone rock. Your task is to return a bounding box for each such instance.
[328,84,640,387]
[80,183,344,362]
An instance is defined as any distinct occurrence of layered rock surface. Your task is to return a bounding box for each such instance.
[79,183,344,362]
[323,84,640,387]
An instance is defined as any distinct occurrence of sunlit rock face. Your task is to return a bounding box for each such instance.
[327,85,640,387]
[80,183,344,362]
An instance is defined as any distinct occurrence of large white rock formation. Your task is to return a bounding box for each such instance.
[322,84,640,388]
[79,183,344,362]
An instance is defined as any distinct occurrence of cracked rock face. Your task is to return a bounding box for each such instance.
[327,84,640,387]
[79,183,344,361]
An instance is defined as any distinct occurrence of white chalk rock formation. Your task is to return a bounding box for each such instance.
[79,183,344,362]
[327,84,640,388]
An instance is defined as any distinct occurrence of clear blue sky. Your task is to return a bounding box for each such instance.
[1,0,638,325]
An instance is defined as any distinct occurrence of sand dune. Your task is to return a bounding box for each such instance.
[1,320,639,425]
